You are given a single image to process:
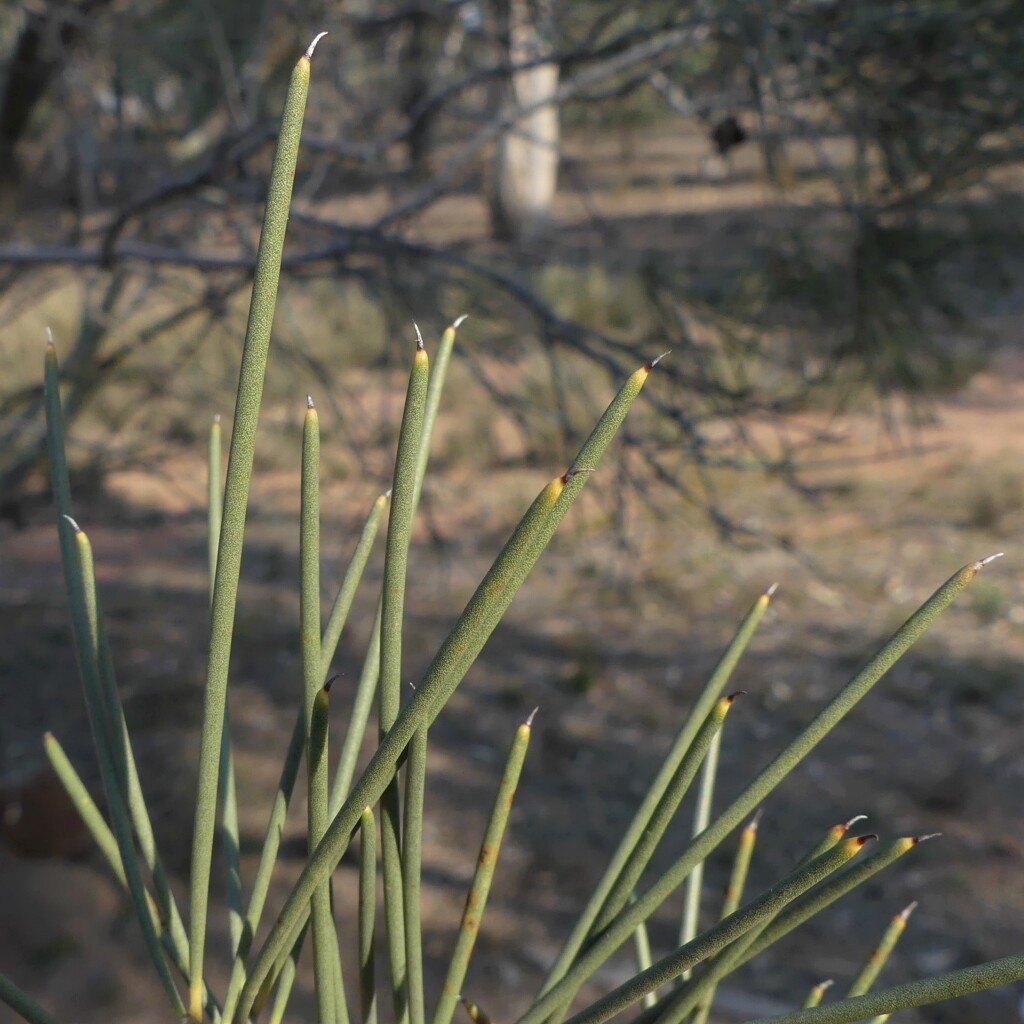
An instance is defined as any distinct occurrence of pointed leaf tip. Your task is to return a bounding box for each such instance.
[563,467,597,483]
[452,314,469,329]
[845,813,868,829]
[766,581,779,597]
[976,552,1005,568]
[815,979,834,992]
[856,833,879,846]
[305,31,328,59]
[900,900,919,920]
[324,674,341,693]
[413,321,425,350]
[213,414,221,425]
[62,514,82,533]
[748,806,764,830]
[45,326,55,346]
[646,350,670,370]
[306,394,315,409]
[525,706,539,727]
[725,690,746,703]
[913,831,942,844]
[384,488,393,499]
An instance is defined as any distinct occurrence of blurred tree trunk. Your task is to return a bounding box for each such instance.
[490,0,560,242]
[401,7,437,177]
[0,0,112,179]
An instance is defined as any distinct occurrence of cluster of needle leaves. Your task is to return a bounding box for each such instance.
[3,32,1023,1024]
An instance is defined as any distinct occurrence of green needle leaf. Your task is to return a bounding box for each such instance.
[359,807,379,1024]
[519,557,995,1024]
[689,808,762,1024]
[404,726,429,1024]
[0,974,62,1024]
[538,584,774,999]
[431,711,534,1024]
[804,979,834,1009]
[379,335,430,1024]
[45,344,185,1016]
[560,837,876,1024]
[847,901,918,998]
[743,953,1024,1023]
[187,38,321,1020]
[236,359,658,1022]
[650,817,868,1024]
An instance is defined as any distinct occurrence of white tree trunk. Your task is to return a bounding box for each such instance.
[492,0,560,241]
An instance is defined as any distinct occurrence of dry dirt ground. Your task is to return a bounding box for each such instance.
[1,351,1023,1024]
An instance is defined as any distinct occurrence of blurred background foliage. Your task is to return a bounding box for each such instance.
[1,0,1022,529]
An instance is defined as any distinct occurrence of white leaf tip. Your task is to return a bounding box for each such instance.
[305,31,328,59]
[977,552,1005,568]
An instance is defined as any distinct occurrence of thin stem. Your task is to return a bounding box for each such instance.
[310,684,339,1024]
[586,824,904,1024]
[359,807,379,1024]
[739,837,927,966]
[330,600,383,817]
[43,733,125,882]
[541,697,740,1024]
[303,402,341,1024]
[44,341,200,1018]
[631,914,656,1010]
[44,734,223,1019]
[266,924,310,1024]
[847,902,917,998]
[404,727,429,1024]
[379,339,430,1024]
[188,43,318,1019]
[400,317,465,1024]
[321,490,389,678]
[331,314,460,809]
[221,721,243,957]
[650,818,866,1024]
[593,694,740,935]
[742,953,1024,1023]
[207,415,222,595]
[560,838,875,1024]
[517,558,991,1024]
[431,713,533,1024]
[689,808,761,1024]
[64,526,184,1014]
[221,713,305,1022]
[679,728,723,975]
[538,584,774,998]
[237,360,658,1020]
[411,315,466,510]
[89,536,197,992]
[0,974,62,1024]
[210,417,243,960]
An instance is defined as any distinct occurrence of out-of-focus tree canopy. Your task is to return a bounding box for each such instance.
[1,0,1022,528]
